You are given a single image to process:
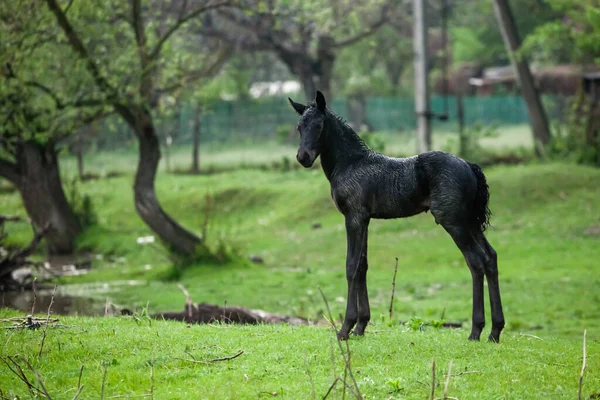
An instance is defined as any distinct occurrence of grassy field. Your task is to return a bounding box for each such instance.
[1,311,598,399]
[58,125,533,176]
[1,130,600,398]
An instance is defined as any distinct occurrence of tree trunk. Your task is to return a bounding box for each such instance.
[300,71,318,102]
[493,0,551,156]
[315,36,335,100]
[76,131,84,179]
[191,105,202,173]
[128,109,203,255]
[13,141,82,255]
[347,95,370,132]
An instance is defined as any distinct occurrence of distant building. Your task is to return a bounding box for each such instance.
[467,64,600,96]
[249,81,301,99]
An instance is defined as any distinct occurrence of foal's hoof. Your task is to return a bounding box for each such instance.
[337,330,350,341]
[351,329,365,337]
[351,325,367,336]
[487,333,501,343]
[468,333,481,341]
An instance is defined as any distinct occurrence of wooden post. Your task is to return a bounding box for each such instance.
[493,0,551,156]
[457,93,467,157]
[191,105,202,173]
[413,0,431,153]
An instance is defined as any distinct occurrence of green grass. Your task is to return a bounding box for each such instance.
[1,311,598,399]
[1,133,600,398]
[58,125,533,177]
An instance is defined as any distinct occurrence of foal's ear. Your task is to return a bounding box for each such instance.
[315,91,326,112]
[288,97,307,115]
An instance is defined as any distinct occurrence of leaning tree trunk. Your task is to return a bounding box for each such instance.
[347,94,370,132]
[299,71,333,103]
[128,109,203,255]
[13,141,82,255]
[76,131,85,179]
[191,105,202,173]
[300,71,319,102]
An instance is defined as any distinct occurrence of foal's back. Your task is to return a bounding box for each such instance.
[332,151,477,222]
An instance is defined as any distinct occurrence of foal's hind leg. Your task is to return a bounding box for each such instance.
[442,224,487,341]
[479,234,505,342]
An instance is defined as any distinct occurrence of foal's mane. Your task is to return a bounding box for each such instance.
[306,101,369,151]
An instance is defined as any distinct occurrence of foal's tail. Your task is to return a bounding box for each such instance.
[467,161,492,232]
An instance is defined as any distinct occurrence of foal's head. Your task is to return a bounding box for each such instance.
[288,91,328,168]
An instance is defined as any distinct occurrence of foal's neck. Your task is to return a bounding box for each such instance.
[320,113,370,181]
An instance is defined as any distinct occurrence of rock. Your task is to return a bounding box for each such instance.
[11,268,33,285]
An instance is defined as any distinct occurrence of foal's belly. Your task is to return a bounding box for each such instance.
[332,188,429,219]
[370,204,428,219]
[368,192,430,219]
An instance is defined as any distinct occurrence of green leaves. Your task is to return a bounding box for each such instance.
[587,7,600,31]
[522,2,600,64]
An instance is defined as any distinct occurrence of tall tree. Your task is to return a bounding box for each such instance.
[0,1,105,255]
[44,0,232,255]
[451,0,560,67]
[199,0,394,100]
[493,0,551,155]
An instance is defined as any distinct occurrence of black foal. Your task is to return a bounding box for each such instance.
[288,91,505,343]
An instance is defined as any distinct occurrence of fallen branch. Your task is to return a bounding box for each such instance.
[0,315,60,330]
[578,329,587,400]
[389,257,398,320]
[178,350,245,364]
[209,350,244,362]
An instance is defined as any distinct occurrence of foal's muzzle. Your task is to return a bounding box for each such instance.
[297,148,317,168]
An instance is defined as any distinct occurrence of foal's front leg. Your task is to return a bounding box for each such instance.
[337,215,369,340]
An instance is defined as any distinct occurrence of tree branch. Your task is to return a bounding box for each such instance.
[23,81,65,108]
[149,1,233,61]
[332,11,389,48]
[157,46,233,94]
[64,0,76,14]
[131,0,152,99]
[0,158,20,186]
[45,0,115,96]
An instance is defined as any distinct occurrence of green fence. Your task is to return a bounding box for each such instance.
[96,95,566,150]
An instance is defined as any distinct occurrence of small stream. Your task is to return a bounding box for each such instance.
[0,281,146,316]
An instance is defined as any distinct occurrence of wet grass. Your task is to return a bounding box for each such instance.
[1,310,598,399]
